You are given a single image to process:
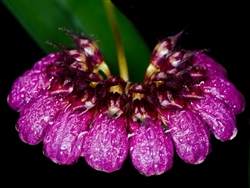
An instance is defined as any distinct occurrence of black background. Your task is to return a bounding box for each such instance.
[1,1,249,187]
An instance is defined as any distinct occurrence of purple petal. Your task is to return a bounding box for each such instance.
[129,119,174,176]
[188,94,237,141]
[200,76,245,115]
[192,52,227,78]
[17,92,68,145]
[7,69,50,111]
[33,53,62,71]
[161,109,210,164]
[43,108,94,164]
[83,113,128,173]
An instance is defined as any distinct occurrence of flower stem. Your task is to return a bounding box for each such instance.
[103,0,129,81]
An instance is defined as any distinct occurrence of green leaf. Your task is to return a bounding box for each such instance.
[2,0,151,82]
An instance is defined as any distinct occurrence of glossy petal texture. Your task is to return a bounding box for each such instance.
[200,76,245,115]
[17,92,68,145]
[162,109,210,164]
[7,69,49,111]
[33,53,62,71]
[7,53,62,111]
[191,52,227,78]
[188,94,237,141]
[83,113,128,172]
[192,52,227,78]
[130,119,174,176]
[43,108,93,164]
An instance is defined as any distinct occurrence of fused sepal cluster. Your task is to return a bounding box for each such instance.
[7,30,245,176]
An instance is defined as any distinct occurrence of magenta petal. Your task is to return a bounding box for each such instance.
[83,113,128,173]
[192,52,227,78]
[129,120,174,176]
[200,76,245,115]
[33,53,62,71]
[43,108,93,164]
[7,69,49,111]
[188,94,237,141]
[17,92,68,145]
[162,109,210,164]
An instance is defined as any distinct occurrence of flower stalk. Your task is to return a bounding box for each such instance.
[103,0,129,81]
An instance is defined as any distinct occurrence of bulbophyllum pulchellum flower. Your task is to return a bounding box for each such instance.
[7,29,245,176]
